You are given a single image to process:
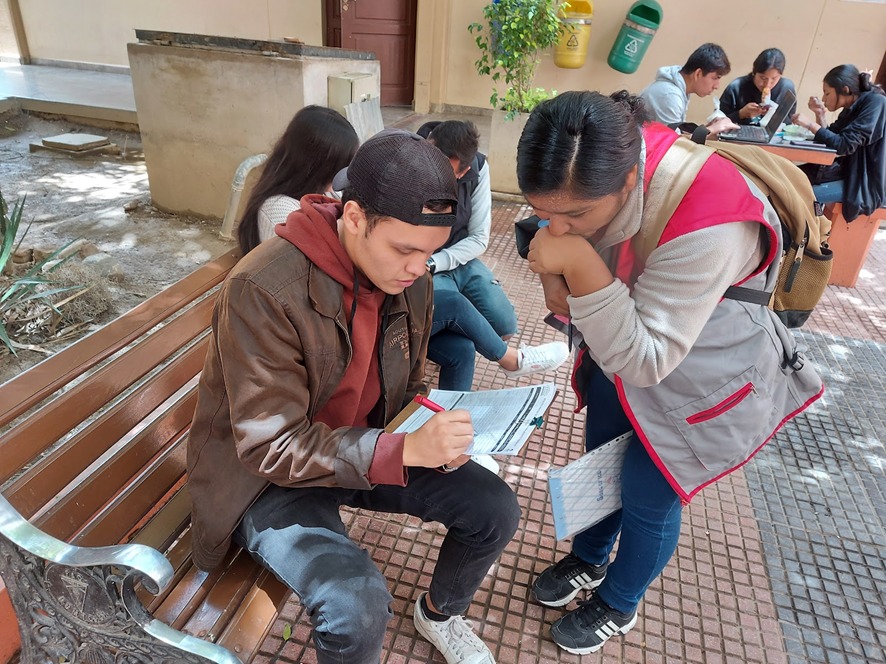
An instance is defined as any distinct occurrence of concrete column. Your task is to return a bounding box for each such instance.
[0,0,29,63]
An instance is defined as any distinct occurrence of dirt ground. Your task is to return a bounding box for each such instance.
[0,110,232,383]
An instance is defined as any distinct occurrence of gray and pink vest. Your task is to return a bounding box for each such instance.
[574,124,824,502]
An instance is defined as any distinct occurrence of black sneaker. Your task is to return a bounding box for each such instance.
[531,553,608,607]
[550,594,637,654]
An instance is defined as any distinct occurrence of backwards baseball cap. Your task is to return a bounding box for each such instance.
[332,129,458,227]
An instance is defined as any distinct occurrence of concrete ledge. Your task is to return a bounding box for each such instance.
[17,98,138,129]
[0,98,20,114]
[28,57,131,75]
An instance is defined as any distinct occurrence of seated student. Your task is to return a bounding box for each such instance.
[641,43,736,137]
[792,64,886,221]
[187,130,519,664]
[417,120,569,390]
[237,105,360,254]
[720,48,797,125]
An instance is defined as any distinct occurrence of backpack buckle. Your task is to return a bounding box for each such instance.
[783,351,805,371]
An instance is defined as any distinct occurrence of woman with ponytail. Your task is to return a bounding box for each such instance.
[792,64,886,220]
[516,90,823,655]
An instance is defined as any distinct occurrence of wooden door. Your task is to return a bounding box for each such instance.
[324,0,417,106]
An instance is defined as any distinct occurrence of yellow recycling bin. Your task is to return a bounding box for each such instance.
[554,0,593,69]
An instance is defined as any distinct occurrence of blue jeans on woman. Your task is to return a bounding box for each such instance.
[428,259,518,391]
[812,179,845,204]
[571,361,683,614]
[235,463,520,664]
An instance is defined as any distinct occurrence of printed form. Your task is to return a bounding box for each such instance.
[393,384,557,455]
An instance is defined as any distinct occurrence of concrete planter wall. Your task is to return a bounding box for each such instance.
[128,35,379,220]
[488,110,529,195]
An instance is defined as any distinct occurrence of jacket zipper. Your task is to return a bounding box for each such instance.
[686,382,755,425]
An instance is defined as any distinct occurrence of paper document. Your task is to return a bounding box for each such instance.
[393,384,557,455]
[548,431,632,540]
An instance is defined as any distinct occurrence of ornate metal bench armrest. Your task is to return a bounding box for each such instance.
[0,494,242,664]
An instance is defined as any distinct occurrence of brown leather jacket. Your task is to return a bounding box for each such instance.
[187,238,432,571]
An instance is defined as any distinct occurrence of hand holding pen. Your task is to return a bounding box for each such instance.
[405,395,473,472]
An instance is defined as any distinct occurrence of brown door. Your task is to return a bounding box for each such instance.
[325,0,417,106]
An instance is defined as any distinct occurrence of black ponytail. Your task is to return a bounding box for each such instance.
[824,64,885,97]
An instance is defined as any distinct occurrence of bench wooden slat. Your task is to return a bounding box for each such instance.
[6,344,207,519]
[32,398,193,542]
[0,249,238,427]
[152,547,245,629]
[140,527,197,613]
[69,437,190,547]
[0,296,215,486]
[181,552,265,640]
[217,570,291,661]
[131,485,192,551]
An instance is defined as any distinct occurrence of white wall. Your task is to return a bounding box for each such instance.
[17,0,324,67]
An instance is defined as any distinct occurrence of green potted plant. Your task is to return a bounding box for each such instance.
[469,0,565,120]
[469,0,565,193]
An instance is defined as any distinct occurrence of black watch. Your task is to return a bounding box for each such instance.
[426,257,437,275]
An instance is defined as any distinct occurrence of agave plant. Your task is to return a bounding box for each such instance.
[0,189,83,355]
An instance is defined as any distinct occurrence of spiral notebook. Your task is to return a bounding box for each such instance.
[548,431,632,540]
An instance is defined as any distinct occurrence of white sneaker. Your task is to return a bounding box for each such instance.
[500,341,570,378]
[472,455,500,475]
[414,593,496,664]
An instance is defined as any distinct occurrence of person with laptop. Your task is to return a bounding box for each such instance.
[513,90,823,655]
[718,88,797,144]
[791,64,886,221]
[719,48,797,125]
[640,43,738,138]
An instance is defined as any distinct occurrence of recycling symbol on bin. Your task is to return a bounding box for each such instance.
[567,33,579,48]
[625,38,639,54]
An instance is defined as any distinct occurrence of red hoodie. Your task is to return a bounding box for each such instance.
[276,195,406,485]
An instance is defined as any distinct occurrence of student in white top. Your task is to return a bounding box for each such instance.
[237,106,360,254]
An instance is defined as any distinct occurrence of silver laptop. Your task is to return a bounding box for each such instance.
[719,89,797,144]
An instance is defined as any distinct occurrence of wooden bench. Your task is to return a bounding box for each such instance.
[0,249,291,664]
[824,203,886,287]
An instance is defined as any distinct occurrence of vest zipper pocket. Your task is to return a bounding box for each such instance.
[685,382,755,425]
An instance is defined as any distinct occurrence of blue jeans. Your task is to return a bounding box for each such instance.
[433,259,517,338]
[235,463,520,664]
[428,289,511,391]
[571,363,682,615]
[812,179,845,204]
[429,259,517,391]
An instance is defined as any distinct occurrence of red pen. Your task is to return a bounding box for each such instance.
[413,394,445,413]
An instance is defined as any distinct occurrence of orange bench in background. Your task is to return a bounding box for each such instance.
[824,203,886,288]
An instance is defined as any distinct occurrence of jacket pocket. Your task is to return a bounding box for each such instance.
[666,367,767,472]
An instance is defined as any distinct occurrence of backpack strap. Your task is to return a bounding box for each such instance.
[636,137,712,263]
[722,285,772,305]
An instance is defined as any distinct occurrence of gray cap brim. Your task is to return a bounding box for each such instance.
[332,166,350,192]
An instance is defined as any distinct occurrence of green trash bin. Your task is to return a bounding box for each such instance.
[607,0,663,74]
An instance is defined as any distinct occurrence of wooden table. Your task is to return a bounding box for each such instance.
[716,137,837,165]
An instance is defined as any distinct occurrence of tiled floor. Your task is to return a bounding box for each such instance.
[254,204,886,663]
[5,63,881,663]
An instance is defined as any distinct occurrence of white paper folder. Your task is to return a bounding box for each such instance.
[548,431,632,540]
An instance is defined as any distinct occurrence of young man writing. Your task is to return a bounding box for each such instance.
[187,130,519,664]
